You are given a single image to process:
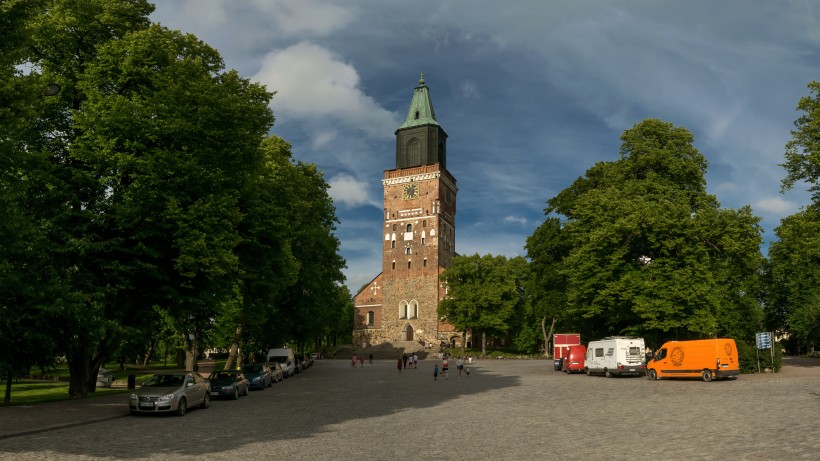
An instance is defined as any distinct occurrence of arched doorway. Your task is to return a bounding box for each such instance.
[404,324,414,341]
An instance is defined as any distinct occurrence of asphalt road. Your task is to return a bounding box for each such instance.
[0,357,817,460]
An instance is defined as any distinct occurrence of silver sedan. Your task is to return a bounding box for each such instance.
[129,371,211,416]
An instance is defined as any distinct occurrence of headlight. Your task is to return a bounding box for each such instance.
[130,393,137,400]
[158,393,175,401]
[224,384,234,389]
[252,377,261,382]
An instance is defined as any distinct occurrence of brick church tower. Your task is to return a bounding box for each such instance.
[353,74,457,350]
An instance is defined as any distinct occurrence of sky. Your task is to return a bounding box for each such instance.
[150,0,820,293]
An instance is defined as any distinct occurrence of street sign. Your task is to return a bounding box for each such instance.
[755,332,771,349]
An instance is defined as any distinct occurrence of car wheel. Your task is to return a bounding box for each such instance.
[605,369,612,378]
[701,369,713,382]
[201,393,210,409]
[176,398,187,417]
[648,369,658,380]
[232,388,239,400]
[585,368,591,376]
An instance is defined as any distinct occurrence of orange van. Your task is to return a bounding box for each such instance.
[647,338,740,382]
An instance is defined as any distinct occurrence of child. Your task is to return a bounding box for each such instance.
[442,357,449,379]
[433,364,439,382]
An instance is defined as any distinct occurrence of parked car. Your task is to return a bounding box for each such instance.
[267,348,295,378]
[269,362,284,383]
[553,357,564,371]
[242,363,272,390]
[129,371,210,416]
[585,337,646,377]
[562,344,587,374]
[310,352,319,361]
[207,370,250,399]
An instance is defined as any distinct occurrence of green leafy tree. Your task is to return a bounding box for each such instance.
[524,217,570,356]
[766,208,820,353]
[439,254,528,355]
[782,81,820,203]
[545,119,763,343]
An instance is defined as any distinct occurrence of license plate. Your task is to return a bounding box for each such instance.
[139,402,154,408]
[629,369,636,371]
[210,392,219,396]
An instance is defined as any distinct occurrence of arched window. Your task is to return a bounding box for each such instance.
[392,261,396,270]
[399,302,408,319]
[407,261,412,269]
[367,311,374,326]
[405,246,411,255]
[406,138,420,165]
[410,301,419,319]
[406,223,413,233]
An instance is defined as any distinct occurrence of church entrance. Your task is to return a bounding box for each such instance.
[404,324,414,341]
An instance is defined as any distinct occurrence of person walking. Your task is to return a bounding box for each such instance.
[402,353,408,370]
[413,352,418,369]
[456,357,464,378]
[433,364,439,382]
[442,356,449,380]
[397,357,403,372]
[352,353,357,367]
[369,353,373,364]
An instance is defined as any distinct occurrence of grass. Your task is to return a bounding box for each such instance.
[2,357,228,406]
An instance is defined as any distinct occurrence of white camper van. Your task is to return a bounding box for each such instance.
[584,337,646,377]
[267,348,295,378]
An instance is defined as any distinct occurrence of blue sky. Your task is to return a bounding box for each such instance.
[151,1,819,293]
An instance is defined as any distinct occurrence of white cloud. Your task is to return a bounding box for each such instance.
[328,174,373,208]
[253,42,399,138]
[504,216,528,225]
[248,0,354,36]
[755,197,797,215]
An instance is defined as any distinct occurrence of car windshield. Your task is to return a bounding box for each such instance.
[270,356,287,363]
[209,372,237,381]
[143,374,185,387]
[243,365,261,373]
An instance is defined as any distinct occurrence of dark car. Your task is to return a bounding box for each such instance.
[207,370,250,400]
[553,357,564,371]
[242,362,273,390]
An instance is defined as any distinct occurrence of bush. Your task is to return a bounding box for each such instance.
[736,339,782,373]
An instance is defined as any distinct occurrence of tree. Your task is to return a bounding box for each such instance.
[782,81,820,203]
[524,217,570,356]
[544,119,763,344]
[766,207,820,353]
[439,254,528,355]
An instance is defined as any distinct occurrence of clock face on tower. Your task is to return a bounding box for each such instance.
[402,183,419,199]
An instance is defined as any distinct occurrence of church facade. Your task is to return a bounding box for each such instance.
[352,75,457,349]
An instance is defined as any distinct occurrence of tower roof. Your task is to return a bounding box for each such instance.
[398,72,440,130]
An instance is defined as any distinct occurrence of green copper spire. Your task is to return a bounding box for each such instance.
[398,71,440,129]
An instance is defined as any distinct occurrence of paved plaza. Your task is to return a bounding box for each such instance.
[0,357,817,460]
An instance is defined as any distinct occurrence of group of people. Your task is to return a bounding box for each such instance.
[433,354,470,382]
[397,352,419,371]
[351,353,374,367]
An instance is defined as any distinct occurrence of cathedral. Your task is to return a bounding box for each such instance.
[352,74,458,351]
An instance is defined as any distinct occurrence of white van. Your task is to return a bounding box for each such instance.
[584,336,646,377]
[267,348,295,378]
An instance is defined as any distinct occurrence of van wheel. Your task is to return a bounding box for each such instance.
[585,368,590,376]
[605,369,612,378]
[648,369,658,380]
[701,369,713,382]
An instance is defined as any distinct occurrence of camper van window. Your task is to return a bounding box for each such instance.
[606,348,614,356]
[655,348,667,361]
[628,347,640,357]
[595,348,604,357]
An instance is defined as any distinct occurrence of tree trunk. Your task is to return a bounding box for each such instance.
[461,330,467,356]
[481,331,486,356]
[142,340,156,366]
[224,320,244,371]
[4,368,12,404]
[543,315,557,358]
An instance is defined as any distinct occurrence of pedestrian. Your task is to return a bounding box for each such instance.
[442,357,449,379]
[433,364,439,382]
[359,355,364,367]
[397,357,402,372]
[402,353,408,369]
[456,356,464,378]
[352,353,357,367]
[369,353,373,364]
[413,352,418,369]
